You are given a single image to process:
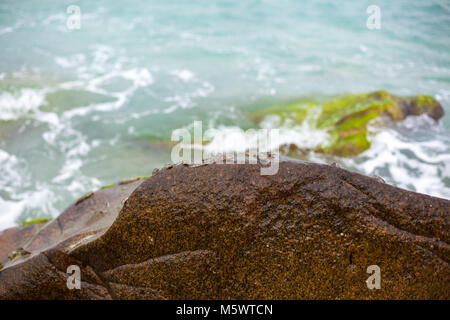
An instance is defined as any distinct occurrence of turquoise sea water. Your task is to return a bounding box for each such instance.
[0,0,449,228]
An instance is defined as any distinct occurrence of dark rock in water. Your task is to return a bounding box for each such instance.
[0,160,448,299]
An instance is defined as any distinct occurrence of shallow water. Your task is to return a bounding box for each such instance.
[0,0,449,228]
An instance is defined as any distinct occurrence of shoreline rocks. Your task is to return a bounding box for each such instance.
[249,90,444,156]
[0,159,448,299]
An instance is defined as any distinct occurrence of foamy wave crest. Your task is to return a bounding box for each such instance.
[0,150,23,227]
[58,67,153,119]
[202,115,449,200]
[0,149,58,228]
[170,69,195,82]
[163,81,215,114]
[202,122,329,154]
[343,116,450,199]
[0,148,101,228]
[0,89,46,121]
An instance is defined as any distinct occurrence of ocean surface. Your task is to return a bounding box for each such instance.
[0,0,449,228]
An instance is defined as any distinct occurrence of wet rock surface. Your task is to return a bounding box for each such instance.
[0,179,144,299]
[0,160,448,299]
[0,222,47,263]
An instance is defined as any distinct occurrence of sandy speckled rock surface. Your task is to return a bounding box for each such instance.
[0,159,448,299]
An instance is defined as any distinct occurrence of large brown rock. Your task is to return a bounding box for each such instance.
[0,159,448,299]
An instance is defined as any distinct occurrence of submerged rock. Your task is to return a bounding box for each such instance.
[249,90,444,156]
[0,159,448,299]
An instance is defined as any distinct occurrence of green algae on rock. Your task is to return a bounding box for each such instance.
[249,90,444,157]
[21,218,52,227]
[100,183,115,190]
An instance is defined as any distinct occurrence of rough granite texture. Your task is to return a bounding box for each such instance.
[0,159,448,299]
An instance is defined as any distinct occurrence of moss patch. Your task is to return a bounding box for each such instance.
[248,90,443,157]
[100,183,115,190]
[21,218,52,227]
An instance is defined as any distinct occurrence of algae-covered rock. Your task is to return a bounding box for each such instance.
[0,159,448,299]
[249,90,444,156]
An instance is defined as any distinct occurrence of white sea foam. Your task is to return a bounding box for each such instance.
[343,116,450,199]
[164,81,215,113]
[54,66,154,121]
[55,54,86,69]
[0,27,13,35]
[200,115,329,155]
[0,89,47,121]
[121,68,153,87]
[0,150,41,228]
[0,150,23,193]
[171,69,195,82]
[0,143,101,228]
